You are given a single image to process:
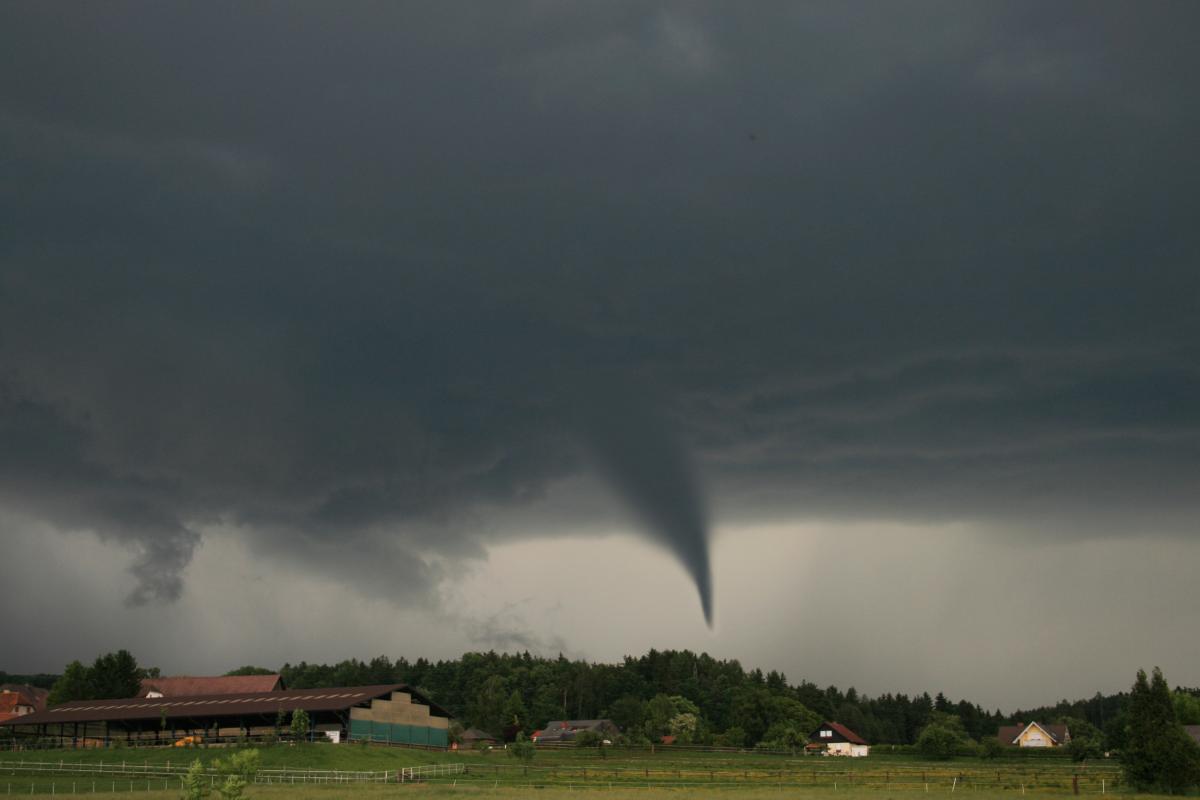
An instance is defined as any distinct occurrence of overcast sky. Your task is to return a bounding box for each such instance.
[2,2,1198,710]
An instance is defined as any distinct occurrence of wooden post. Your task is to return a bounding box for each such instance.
[1073,774,1079,796]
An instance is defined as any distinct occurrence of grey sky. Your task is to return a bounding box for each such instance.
[2,2,1197,707]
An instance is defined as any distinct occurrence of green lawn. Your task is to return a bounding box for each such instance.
[0,743,1131,797]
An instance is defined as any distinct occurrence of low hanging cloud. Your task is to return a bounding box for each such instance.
[1,2,1198,623]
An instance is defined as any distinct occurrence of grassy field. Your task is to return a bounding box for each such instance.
[0,743,1132,797]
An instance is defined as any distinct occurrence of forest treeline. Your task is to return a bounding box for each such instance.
[17,650,1200,752]
[272,649,1198,750]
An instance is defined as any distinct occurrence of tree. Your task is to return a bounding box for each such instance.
[1061,717,1103,762]
[502,689,528,735]
[1173,692,1200,726]
[509,733,535,764]
[89,650,141,699]
[225,666,276,676]
[472,675,509,736]
[181,759,211,800]
[917,714,969,760]
[717,726,747,748]
[48,661,92,706]
[1122,667,1200,793]
[290,708,311,742]
[757,720,808,751]
[727,686,819,746]
[643,694,677,741]
[212,749,259,800]
[979,736,1005,760]
[607,695,646,734]
[669,712,700,744]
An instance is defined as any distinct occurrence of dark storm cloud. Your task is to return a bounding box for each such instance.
[1,2,1198,616]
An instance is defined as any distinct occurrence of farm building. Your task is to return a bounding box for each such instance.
[1187,726,1200,746]
[996,721,1070,748]
[0,685,47,723]
[139,674,284,697]
[458,727,499,747]
[809,721,870,756]
[532,719,619,743]
[0,684,450,748]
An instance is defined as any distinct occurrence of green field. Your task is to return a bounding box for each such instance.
[0,743,1131,797]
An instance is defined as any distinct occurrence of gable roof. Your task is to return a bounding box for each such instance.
[0,694,35,717]
[815,721,868,745]
[534,720,617,741]
[139,675,282,697]
[997,721,1068,745]
[460,727,498,742]
[0,685,49,712]
[542,719,614,730]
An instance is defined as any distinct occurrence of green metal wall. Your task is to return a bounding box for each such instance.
[349,718,448,747]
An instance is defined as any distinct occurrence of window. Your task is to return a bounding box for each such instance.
[820,729,832,738]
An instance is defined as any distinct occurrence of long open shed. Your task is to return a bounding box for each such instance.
[0,684,451,748]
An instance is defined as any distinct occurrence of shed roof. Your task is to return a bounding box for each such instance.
[2,684,449,728]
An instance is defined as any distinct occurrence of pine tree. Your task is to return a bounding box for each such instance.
[1122,667,1200,793]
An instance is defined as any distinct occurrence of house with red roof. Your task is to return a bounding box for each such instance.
[0,685,46,723]
[809,721,870,757]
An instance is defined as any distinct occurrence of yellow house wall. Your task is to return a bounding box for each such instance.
[1017,724,1058,747]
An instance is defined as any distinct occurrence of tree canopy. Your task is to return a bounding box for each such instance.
[1121,667,1200,793]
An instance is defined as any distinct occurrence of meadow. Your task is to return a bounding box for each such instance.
[0,743,1130,797]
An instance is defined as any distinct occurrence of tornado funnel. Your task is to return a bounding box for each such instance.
[571,383,714,627]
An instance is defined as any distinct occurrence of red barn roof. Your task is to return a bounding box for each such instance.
[816,721,868,745]
[139,675,283,697]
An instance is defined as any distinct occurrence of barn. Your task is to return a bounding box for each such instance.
[0,684,451,748]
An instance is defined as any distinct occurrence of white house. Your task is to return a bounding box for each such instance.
[809,721,870,757]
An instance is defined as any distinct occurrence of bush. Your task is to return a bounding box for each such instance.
[716,726,747,748]
[979,737,1005,759]
[290,708,310,742]
[574,730,603,747]
[509,733,535,764]
[917,724,968,760]
[757,721,808,752]
[180,759,210,800]
[216,774,246,800]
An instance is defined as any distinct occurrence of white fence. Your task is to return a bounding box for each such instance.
[2,759,464,785]
[256,763,465,784]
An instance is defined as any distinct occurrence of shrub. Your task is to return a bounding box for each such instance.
[574,730,602,747]
[917,723,968,760]
[216,774,246,800]
[979,736,1005,760]
[290,709,310,742]
[180,759,209,800]
[509,733,535,764]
